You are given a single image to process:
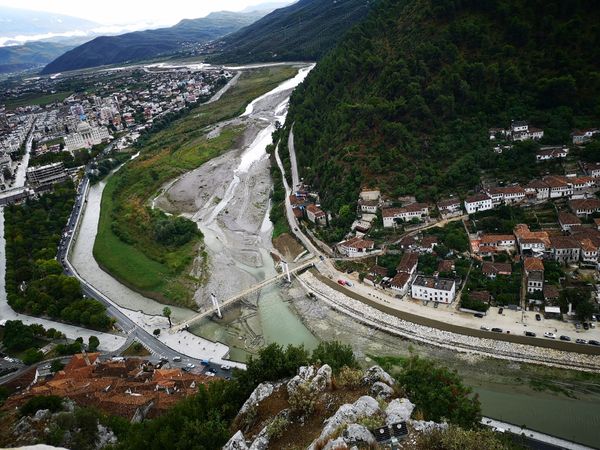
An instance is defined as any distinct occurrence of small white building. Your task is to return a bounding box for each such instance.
[338,236,375,257]
[464,193,493,214]
[437,198,462,218]
[411,275,456,304]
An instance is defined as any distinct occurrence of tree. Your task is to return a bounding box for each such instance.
[22,348,44,365]
[163,307,172,328]
[50,360,65,373]
[153,328,161,336]
[397,355,481,428]
[311,341,358,373]
[88,335,100,352]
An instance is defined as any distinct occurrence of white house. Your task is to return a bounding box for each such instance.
[583,162,600,178]
[411,276,456,304]
[437,198,462,218]
[338,236,375,257]
[390,272,411,296]
[306,204,327,225]
[382,203,429,227]
[569,198,600,217]
[536,146,568,161]
[464,193,493,214]
[359,188,381,201]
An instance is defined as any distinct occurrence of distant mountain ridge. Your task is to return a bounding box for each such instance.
[0,6,98,41]
[41,10,270,74]
[210,0,373,63]
[0,41,79,74]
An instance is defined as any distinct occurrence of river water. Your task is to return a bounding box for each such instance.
[69,65,600,447]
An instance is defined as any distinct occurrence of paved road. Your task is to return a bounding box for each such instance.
[287,124,300,191]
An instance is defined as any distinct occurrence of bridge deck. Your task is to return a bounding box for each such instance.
[172,258,316,331]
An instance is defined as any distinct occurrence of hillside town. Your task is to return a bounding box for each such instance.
[287,123,600,339]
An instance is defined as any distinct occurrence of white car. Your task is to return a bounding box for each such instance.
[186,363,196,368]
[480,326,490,331]
[543,332,556,339]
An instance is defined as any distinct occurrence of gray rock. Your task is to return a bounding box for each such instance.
[309,364,332,392]
[410,419,449,433]
[385,398,415,425]
[223,430,249,450]
[96,423,118,449]
[370,381,394,400]
[322,437,348,450]
[298,365,316,379]
[343,423,375,445]
[318,396,380,443]
[248,409,290,450]
[362,366,395,386]
[33,409,51,421]
[13,416,32,434]
[239,382,276,416]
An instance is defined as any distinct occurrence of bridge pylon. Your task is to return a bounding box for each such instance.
[280,260,291,283]
[210,293,223,319]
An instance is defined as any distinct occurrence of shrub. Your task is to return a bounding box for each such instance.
[288,382,319,417]
[20,395,63,416]
[22,348,44,365]
[336,366,363,389]
[266,415,290,440]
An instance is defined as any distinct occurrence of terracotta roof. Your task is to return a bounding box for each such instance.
[438,260,454,273]
[525,179,549,190]
[470,291,491,302]
[550,235,580,249]
[482,261,512,275]
[543,285,560,299]
[307,204,326,216]
[421,236,438,247]
[397,252,419,273]
[514,224,550,247]
[400,202,429,213]
[524,257,544,272]
[382,207,403,218]
[480,234,515,244]
[558,211,582,226]
[369,265,388,277]
[437,198,460,209]
[569,198,600,211]
[390,272,410,288]
[340,236,374,250]
[465,193,491,203]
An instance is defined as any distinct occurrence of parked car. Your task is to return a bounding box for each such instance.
[480,326,490,331]
[337,280,345,286]
[491,328,503,333]
[498,308,503,314]
[576,339,588,344]
[588,340,600,346]
[543,332,556,339]
[575,323,582,330]
[559,335,571,341]
[583,322,590,330]
[474,313,484,318]
[524,331,536,337]
[172,356,181,362]
[535,314,541,321]
[345,281,354,287]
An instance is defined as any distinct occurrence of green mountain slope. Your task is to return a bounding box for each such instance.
[0,41,78,73]
[41,10,268,74]
[287,0,600,211]
[210,0,373,63]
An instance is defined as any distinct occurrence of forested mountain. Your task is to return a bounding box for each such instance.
[0,41,77,74]
[0,6,97,40]
[286,0,600,212]
[210,0,373,63]
[41,10,269,74]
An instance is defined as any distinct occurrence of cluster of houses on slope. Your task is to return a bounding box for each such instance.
[464,172,600,215]
[364,250,458,304]
[289,186,329,226]
[471,215,600,267]
[489,120,544,142]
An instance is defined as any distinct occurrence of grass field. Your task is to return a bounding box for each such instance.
[3,91,72,110]
[94,65,299,308]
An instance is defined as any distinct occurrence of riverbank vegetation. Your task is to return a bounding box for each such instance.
[4,182,113,330]
[286,0,600,211]
[93,65,299,307]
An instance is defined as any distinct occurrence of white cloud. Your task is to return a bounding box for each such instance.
[0,0,274,26]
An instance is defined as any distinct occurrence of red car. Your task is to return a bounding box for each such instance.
[337,279,345,286]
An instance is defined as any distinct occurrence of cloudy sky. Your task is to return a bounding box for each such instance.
[0,0,279,27]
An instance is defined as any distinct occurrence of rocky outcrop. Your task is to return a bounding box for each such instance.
[385,398,415,425]
[223,431,248,450]
[287,364,332,397]
[343,423,376,446]
[410,419,449,433]
[370,381,394,400]
[240,382,277,416]
[362,365,395,386]
[316,395,380,444]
